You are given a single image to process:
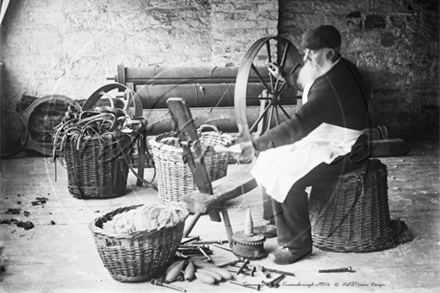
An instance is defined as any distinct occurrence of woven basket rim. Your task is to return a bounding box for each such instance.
[149,130,232,151]
[89,204,188,239]
[149,138,185,153]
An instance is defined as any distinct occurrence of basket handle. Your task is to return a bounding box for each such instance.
[158,137,180,146]
[197,124,220,134]
[82,83,143,118]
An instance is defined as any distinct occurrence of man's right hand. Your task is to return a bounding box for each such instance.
[233,141,255,164]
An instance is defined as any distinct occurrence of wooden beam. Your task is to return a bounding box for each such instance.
[184,163,257,214]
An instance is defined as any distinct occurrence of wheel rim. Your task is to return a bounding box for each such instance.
[234,36,303,141]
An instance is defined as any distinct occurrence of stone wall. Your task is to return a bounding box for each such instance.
[1,0,439,140]
[279,0,439,139]
[0,0,277,107]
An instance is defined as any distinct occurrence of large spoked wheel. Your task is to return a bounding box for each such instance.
[234,36,303,141]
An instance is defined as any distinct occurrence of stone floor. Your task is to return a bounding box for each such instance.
[0,139,439,293]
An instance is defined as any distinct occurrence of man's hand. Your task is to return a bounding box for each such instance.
[234,140,255,164]
[267,62,285,81]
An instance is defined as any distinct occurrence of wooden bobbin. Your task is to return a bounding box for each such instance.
[231,208,267,259]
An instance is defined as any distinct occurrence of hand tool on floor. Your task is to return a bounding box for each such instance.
[236,258,250,275]
[198,246,212,262]
[151,278,187,292]
[213,243,233,253]
[231,208,267,260]
[227,267,255,276]
[319,266,354,273]
[256,264,271,278]
[180,236,200,245]
[192,239,228,245]
[217,256,247,268]
[178,244,210,250]
[257,265,295,277]
[264,274,285,288]
[272,274,286,288]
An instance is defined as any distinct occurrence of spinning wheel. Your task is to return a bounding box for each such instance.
[234,36,303,141]
[160,37,304,240]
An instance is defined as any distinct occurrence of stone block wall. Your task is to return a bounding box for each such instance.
[0,0,277,107]
[1,0,438,140]
[279,0,439,139]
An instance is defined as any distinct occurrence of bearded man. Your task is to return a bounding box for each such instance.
[237,25,372,265]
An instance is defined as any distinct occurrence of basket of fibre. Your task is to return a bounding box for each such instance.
[52,83,144,199]
[89,203,188,282]
[149,124,232,209]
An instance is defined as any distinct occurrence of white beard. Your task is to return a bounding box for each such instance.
[297,58,334,91]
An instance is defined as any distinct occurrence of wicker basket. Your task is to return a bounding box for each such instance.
[309,159,397,252]
[53,83,143,199]
[149,125,232,209]
[64,133,133,199]
[89,204,186,282]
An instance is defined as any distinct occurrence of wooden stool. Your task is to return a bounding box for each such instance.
[309,159,397,252]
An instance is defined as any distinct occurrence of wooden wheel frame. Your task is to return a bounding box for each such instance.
[1,95,81,158]
[234,36,303,141]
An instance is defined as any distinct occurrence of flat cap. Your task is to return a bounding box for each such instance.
[301,25,341,50]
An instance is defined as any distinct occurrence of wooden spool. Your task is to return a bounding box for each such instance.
[230,209,267,259]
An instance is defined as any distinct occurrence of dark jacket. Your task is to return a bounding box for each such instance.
[252,58,371,162]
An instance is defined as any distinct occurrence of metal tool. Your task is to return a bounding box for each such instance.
[213,243,233,253]
[175,251,189,259]
[230,281,261,291]
[151,278,187,292]
[264,274,285,288]
[237,258,250,275]
[256,265,271,278]
[227,268,255,276]
[180,236,200,245]
[272,274,286,287]
[192,239,228,245]
[236,259,250,275]
[178,244,210,250]
[217,257,246,268]
[257,265,295,277]
[198,246,212,262]
[319,266,354,273]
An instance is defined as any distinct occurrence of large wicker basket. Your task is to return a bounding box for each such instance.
[89,204,187,282]
[64,133,133,199]
[309,159,397,252]
[53,83,143,199]
[149,125,232,209]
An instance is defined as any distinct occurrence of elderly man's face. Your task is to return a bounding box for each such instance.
[303,48,328,68]
[297,47,334,90]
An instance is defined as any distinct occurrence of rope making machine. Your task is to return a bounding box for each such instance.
[109,36,304,137]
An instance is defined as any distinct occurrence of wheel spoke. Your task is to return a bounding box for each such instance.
[251,64,272,93]
[274,106,280,125]
[277,62,301,93]
[265,41,274,92]
[278,104,292,119]
[266,105,274,133]
[275,42,291,92]
[249,102,271,133]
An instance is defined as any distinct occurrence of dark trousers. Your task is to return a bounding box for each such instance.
[262,154,370,249]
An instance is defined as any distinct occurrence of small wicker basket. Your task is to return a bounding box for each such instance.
[149,124,232,209]
[89,204,187,282]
